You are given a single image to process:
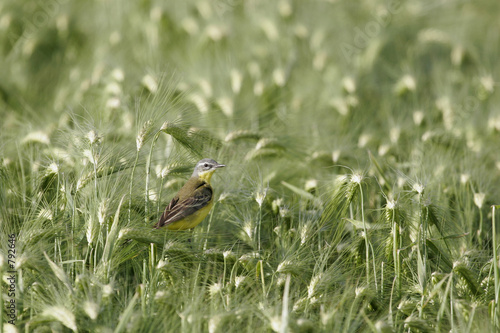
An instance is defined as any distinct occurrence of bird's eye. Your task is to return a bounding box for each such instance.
[204,163,209,168]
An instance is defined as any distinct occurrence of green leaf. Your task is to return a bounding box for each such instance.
[101,195,126,279]
[114,293,139,333]
[43,252,74,295]
[426,239,453,272]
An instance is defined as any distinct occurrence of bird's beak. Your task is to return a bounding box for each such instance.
[216,164,226,168]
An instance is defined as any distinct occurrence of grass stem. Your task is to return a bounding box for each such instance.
[492,205,499,328]
[145,131,161,224]
[128,150,140,224]
[359,183,370,286]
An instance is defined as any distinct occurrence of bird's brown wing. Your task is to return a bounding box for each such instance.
[154,185,213,229]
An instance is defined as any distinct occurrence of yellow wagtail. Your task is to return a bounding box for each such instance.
[154,158,225,230]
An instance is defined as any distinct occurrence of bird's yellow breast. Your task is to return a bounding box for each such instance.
[197,169,216,183]
[166,199,214,230]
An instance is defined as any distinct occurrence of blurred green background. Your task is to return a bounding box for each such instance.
[1,0,500,332]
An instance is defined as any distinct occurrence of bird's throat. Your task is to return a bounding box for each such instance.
[197,170,215,183]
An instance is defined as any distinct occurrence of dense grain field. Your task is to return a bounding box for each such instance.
[1,0,500,332]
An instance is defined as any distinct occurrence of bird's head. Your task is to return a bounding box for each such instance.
[192,158,225,182]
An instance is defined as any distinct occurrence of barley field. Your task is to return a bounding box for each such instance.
[1,0,500,332]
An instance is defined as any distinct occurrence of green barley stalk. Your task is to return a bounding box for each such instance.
[389,276,397,326]
[130,120,153,224]
[476,193,485,246]
[70,183,78,279]
[0,244,3,330]
[415,184,428,318]
[203,200,216,252]
[55,163,60,218]
[129,148,140,223]
[359,182,370,286]
[436,273,453,332]
[255,188,265,252]
[352,173,373,288]
[101,195,125,281]
[142,259,147,317]
[115,293,139,333]
[156,172,165,216]
[260,260,266,298]
[450,273,455,331]
[493,205,500,328]
[380,261,384,297]
[145,130,162,224]
[391,205,401,295]
[280,273,291,333]
[89,141,99,201]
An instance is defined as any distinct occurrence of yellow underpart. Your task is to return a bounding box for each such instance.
[166,200,214,230]
[197,169,216,183]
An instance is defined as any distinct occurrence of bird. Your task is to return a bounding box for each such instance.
[154,158,225,230]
